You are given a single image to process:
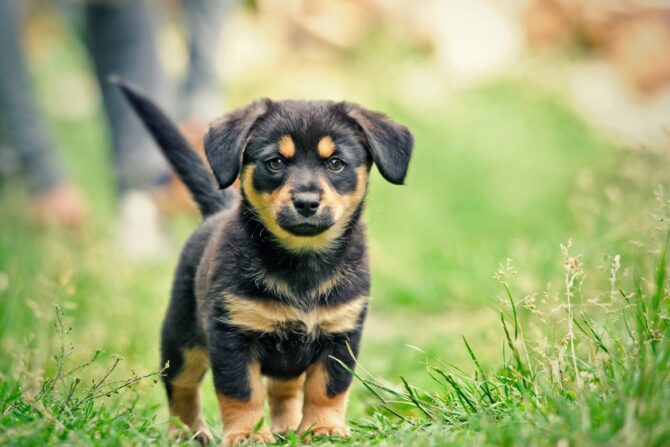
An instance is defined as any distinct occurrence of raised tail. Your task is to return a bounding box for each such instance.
[112,77,231,217]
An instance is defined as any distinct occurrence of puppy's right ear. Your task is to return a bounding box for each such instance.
[204,99,271,189]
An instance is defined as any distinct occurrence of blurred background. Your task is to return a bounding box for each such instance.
[1,0,670,435]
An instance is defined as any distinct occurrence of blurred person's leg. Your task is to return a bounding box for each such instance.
[152,0,235,216]
[180,0,234,125]
[84,0,170,195]
[0,0,86,229]
[84,0,170,255]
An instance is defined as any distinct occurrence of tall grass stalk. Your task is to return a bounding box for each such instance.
[0,305,165,445]
[347,235,670,446]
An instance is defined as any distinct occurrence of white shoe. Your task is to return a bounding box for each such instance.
[118,190,167,258]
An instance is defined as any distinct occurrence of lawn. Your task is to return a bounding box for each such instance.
[1,20,669,447]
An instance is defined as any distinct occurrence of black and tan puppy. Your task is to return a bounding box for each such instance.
[116,80,413,446]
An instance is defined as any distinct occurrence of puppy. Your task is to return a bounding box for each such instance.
[116,81,413,446]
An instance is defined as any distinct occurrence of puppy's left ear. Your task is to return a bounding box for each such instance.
[344,103,414,185]
[205,99,271,189]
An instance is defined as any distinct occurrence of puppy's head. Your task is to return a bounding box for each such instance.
[205,99,413,252]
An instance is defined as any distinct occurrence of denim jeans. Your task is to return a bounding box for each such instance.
[0,0,171,194]
[0,0,64,195]
[1,0,231,195]
[179,0,233,122]
[83,0,170,193]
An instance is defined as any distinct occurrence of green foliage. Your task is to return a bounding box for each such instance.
[2,17,670,447]
[341,234,670,446]
[0,305,165,446]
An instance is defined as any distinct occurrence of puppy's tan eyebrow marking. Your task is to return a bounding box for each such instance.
[317,136,336,158]
[278,135,295,158]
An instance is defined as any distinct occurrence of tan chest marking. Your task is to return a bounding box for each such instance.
[221,294,366,335]
[257,265,356,303]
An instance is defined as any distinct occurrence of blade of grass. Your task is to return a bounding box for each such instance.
[462,336,495,404]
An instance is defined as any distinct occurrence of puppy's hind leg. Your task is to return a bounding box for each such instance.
[161,277,211,444]
[163,333,211,444]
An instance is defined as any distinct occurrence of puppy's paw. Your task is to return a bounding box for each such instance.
[168,419,212,445]
[167,425,190,443]
[299,424,351,441]
[193,425,213,445]
[271,415,301,435]
[169,424,213,445]
[221,429,275,447]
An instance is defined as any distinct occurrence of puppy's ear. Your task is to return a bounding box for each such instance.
[204,99,271,189]
[344,103,414,185]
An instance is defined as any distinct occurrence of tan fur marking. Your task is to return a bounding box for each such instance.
[259,264,357,303]
[278,135,296,158]
[218,362,274,446]
[171,347,210,388]
[317,136,336,158]
[242,165,369,252]
[267,374,305,433]
[222,294,366,335]
[258,274,295,302]
[168,348,211,440]
[169,386,202,428]
[317,298,366,333]
[298,363,350,438]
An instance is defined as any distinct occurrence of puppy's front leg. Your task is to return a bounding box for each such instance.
[267,374,305,434]
[298,332,362,439]
[209,330,274,447]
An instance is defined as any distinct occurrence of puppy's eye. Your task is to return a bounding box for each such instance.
[267,158,285,171]
[327,158,345,172]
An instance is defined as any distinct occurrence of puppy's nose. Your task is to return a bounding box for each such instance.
[293,192,320,217]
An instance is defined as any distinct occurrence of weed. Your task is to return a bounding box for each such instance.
[0,305,165,446]
[343,233,670,446]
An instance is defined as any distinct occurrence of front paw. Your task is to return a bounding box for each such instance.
[298,423,351,441]
[168,420,212,445]
[271,414,301,435]
[193,425,213,445]
[221,429,275,447]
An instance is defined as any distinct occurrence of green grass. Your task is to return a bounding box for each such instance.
[339,233,670,446]
[1,20,670,446]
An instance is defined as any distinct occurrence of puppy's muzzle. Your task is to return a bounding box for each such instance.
[276,185,334,237]
[293,192,320,218]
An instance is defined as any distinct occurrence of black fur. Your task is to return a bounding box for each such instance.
[117,81,413,431]
[160,217,218,398]
[113,78,233,217]
[204,99,270,189]
[344,102,414,185]
[244,101,371,196]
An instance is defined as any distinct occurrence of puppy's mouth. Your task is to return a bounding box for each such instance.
[281,222,330,236]
[276,210,335,236]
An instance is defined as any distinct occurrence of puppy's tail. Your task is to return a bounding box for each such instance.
[112,77,231,218]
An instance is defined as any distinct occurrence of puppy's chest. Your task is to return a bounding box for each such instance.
[221,293,367,337]
[256,331,324,378]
